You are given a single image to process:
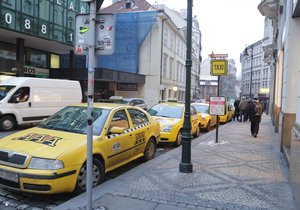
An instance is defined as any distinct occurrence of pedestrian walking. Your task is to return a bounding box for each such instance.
[233,98,240,121]
[248,98,263,138]
[239,97,247,122]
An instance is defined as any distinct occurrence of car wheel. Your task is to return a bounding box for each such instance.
[206,120,211,132]
[193,124,201,137]
[143,138,156,161]
[0,116,17,131]
[74,158,105,195]
[174,130,182,147]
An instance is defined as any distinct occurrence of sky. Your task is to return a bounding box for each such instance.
[101,0,265,73]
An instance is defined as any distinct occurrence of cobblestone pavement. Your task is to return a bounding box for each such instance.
[56,114,296,210]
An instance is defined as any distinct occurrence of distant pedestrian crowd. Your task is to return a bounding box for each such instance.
[233,97,264,137]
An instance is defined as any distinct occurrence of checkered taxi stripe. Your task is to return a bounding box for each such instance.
[107,122,151,139]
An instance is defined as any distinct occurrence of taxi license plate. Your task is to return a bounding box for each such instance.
[0,170,19,183]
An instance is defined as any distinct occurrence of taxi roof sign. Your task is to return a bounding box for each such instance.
[210,59,228,76]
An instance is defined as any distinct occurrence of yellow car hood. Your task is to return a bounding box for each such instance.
[0,127,88,159]
[153,116,181,126]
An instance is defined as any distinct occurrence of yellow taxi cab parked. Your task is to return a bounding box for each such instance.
[191,102,217,132]
[218,103,234,123]
[148,101,202,146]
[0,103,160,194]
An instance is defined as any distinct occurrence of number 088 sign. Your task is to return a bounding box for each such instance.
[209,97,226,116]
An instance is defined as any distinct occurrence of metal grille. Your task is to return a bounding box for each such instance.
[0,150,29,168]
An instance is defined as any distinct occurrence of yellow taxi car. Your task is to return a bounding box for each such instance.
[219,103,234,123]
[0,103,160,194]
[148,102,202,146]
[191,102,217,132]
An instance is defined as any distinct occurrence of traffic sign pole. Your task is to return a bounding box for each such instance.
[86,1,96,210]
[216,76,220,143]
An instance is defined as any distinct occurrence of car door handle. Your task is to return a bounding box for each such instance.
[29,102,31,107]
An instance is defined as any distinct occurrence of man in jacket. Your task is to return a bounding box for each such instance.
[248,98,263,138]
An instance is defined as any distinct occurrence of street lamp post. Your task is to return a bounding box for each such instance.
[179,0,193,173]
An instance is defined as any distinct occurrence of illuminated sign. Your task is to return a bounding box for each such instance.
[210,59,228,76]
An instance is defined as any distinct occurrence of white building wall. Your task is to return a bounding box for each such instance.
[139,18,162,107]
[281,0,300,113]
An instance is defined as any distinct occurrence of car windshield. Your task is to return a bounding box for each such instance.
[193,104,209,114]
[148,104,183,119]
[38,106,110,135]
[0,85,15,101]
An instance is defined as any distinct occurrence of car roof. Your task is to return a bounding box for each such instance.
[70,103,140,110]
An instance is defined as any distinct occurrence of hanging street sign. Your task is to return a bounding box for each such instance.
[210,59,228,76]
[75,13,115,55]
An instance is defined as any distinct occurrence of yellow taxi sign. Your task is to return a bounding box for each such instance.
[210,59,228,76]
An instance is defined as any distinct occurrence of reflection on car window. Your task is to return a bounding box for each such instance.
[38,106,110,135]
[109,110,129,131]
[0,85,15,101]
[148,104,183,119]
[128,109,149,127]
[193,105,209,114]
[190,106,197,116]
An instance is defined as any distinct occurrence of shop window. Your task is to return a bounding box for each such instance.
[51,54,60,69]
[25,48,47,68]
[0,42,16,60]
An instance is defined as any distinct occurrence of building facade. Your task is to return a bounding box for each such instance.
[240,40,264,99]
[258,0,300,208]
[0,0,89,80]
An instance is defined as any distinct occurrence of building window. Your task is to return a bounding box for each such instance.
[39,0,50,20]
[169,57,173,79]
[170,32,174,50]
[125,0,135,9]
[163,54,168,77]
[164,27,168,47]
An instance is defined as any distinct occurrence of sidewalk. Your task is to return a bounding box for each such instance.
[54,115,296,210]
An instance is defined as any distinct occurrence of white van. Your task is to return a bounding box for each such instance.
[0,77,82,131]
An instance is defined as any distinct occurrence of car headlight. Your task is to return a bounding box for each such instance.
[28,158,64,170]
[161,124,173,132]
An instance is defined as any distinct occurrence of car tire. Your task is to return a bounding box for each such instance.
[74,158,105,195]
[206,120,211,132]
[143,138,156,161]
[0,115,17,131]
[193,124,201,137]
[174,130,182,147]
